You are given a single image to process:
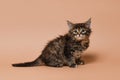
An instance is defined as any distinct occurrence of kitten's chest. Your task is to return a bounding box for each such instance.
[70,41,83,51]
[72,50,82,59]
[69,39,89,52]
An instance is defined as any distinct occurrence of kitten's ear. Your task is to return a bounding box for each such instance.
[67,20,74,29]
[85,18,91,28]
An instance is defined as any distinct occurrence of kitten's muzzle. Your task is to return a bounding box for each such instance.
[75,34,86,40]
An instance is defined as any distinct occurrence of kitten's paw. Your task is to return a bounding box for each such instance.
[76,60,85,65]
[56,64,63,67]
[80,60,85,65]
[69,64,77,68]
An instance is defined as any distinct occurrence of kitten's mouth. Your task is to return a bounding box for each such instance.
[75,35,85,41]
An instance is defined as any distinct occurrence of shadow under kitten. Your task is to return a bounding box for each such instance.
[82,52,98,64]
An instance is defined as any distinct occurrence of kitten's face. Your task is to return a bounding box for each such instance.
[67,18,91,41]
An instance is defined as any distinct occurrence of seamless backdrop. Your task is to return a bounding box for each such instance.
[0,0,120,80]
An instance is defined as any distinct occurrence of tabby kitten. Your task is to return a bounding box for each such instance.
[12,18,92,68]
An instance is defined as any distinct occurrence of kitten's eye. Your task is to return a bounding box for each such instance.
[82,30,86,34]
[73,30,78,34]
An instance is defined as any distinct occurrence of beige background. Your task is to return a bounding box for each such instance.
[0,0,120,80]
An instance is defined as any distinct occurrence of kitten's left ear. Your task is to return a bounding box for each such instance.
[67,20,74,29]
[85,18,91,28]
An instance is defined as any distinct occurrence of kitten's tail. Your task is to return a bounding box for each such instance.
[12,59,44,67]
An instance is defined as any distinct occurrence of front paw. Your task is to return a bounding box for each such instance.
[76,60,85,65]
[69,64,77,68]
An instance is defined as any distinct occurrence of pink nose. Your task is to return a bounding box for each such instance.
[80,35,82,37]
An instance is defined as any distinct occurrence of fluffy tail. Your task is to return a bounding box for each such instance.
[12,59,42,67]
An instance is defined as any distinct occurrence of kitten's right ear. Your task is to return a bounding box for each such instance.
[85,18,91,28]
[67,20,74,29]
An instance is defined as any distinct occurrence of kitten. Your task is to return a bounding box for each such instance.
[12,18,92,68]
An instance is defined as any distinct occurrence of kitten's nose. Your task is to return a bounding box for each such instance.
[79,34,82,37]
[77,34,81,37]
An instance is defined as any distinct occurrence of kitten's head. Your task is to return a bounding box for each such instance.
[67,18,92,41]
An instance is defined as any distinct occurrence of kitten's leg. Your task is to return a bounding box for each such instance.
[65,51,77,68]
[66,57,77,68]
[54,60,64,67]
[46,59,64,68]
[47,63,64,67]
[47,63,63,67]
[76,58,85,65]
